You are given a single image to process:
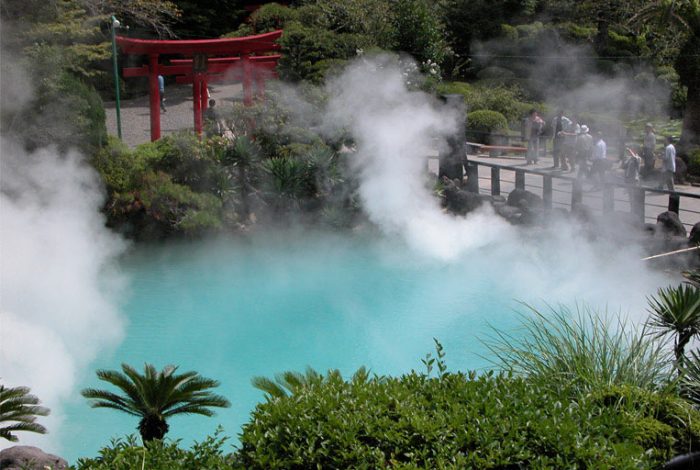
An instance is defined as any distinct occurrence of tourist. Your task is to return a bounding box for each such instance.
[158,74,166,112]
[550,109,571,169]
[561,117,580,172]
[524,109,544,165]
[622,147,642,185]
[575,124,593,178]
[204,99,220,136]
[590,131,607,187]
[658,136,676,191]
[642,123,656,178]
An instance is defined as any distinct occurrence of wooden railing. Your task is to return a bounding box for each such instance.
[464,160,700,229]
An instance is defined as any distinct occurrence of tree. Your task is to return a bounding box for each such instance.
[647,283,700,367]
[81,363,230,442]
[630,0,700,148]
[0,384,49,442]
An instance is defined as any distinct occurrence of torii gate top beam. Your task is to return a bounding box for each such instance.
[115,30,283,56]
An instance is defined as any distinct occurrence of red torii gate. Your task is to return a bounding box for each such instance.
[117,30,283,141]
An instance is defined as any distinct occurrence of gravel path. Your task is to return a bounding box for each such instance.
[104,82,243,147]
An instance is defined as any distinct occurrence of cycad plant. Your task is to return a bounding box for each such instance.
[0,384,49,442]
[82,363,230,442]
[252,366,370,399]
[647,284,700,367]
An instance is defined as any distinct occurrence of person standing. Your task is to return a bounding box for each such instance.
[524,109,544,165]
[659,136,676,191]
[551,109,571,169]
[158,74,166,112]
[590,131,607,187]
[561,117,580,172]
[622,147,642,185]
[642,123,656,177]
[575,124,593,178]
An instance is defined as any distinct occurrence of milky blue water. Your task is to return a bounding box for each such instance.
[59,229,662,462]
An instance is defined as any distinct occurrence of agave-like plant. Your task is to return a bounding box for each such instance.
[82,363,230,442]
[0,384,49,442]
[484,303,673,395]
[647,284,700,367]
[680,349,700,404]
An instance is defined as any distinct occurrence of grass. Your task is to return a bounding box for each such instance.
[483,303,674,395]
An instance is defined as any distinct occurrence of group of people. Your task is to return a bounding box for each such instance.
[524,110,677,190]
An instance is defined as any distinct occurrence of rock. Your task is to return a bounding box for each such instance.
[442,177,484,215]
[656,211,687,238]
[0,446,68,470]
[506,188,542,210]
[495,204,523,224]
[689,222,700,245]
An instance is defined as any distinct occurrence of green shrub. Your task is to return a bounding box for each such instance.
[466,110,508,144]
[437,82,532,123]
[686,147,700,176]
[238,367,698,468]
[249,3,298,33]
[74,429,239,470]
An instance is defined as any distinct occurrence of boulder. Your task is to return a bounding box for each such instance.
[656,211,687,238]
[0,446,68,470]
[442,177,484,215]
[689,222,700,245]
[506,188,542,210]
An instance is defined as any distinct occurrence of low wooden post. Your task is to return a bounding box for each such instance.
[668,193,680,214]
[543,175,552,211]
[603,185,614,213]
[491,166,500,196]
[466,163,479,193]
[571,179,583,209]
[632,187,645,224]
[515,170,525,190]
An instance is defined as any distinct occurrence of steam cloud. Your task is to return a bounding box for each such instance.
[0,139,126,451]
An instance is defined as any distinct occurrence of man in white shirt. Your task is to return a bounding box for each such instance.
[659,136,676,191]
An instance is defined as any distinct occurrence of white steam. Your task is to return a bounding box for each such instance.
[324,55,515,260]
[0,138,126,452]
[319,55,669,315]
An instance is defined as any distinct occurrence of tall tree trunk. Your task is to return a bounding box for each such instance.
[676,32,700,149]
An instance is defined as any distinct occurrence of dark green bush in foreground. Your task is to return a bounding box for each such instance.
[237,370,700,469]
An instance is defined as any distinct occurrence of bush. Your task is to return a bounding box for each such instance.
[466,109,508,144]
[238,367,699,468]
[249,3,298,33]
[437,81,533,123]
[75,430,239,470]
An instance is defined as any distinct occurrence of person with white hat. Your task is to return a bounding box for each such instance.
[575,124,593,178]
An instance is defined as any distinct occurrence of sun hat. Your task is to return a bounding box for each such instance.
[580,125,589,133]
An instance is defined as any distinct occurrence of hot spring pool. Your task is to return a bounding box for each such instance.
[60,229,668,462]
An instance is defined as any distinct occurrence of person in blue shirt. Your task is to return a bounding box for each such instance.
[158,75,166,112]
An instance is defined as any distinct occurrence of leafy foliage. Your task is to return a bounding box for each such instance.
[465,110,509,144]
[82,363,230,442]
[238,366,699,468]
[74,429,239,469]
[0,384,49,442]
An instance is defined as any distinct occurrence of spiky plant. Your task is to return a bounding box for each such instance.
[81,363,230,442]
[484,304,672,395]
[0,384,49,442]
[680,349,700,404]
[647,284,700,367]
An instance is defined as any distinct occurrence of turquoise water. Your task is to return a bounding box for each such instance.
[60,230,660,462]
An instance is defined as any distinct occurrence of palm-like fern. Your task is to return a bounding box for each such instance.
[0,384,49,442]
[81,363,230,442]
[252,366,370,399]
[647,284,700,366]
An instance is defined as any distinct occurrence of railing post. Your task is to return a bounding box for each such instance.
[543,175,552,211]
[491,166,500,196]
[515,170,525,190]
[668,192,680,214]
[632,187,645,225]
[571,179,583,209]
[603,184,614,214]
[466,163,479,193]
